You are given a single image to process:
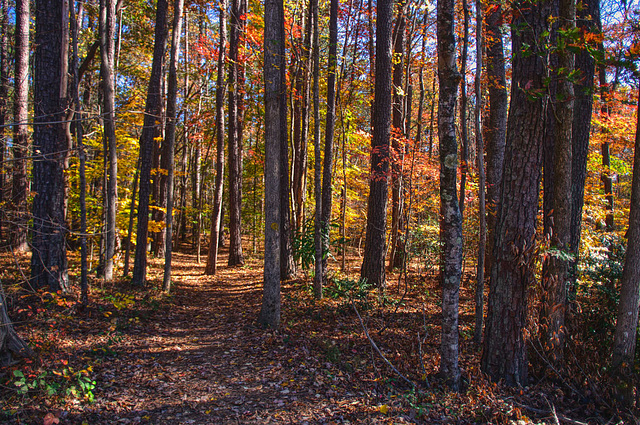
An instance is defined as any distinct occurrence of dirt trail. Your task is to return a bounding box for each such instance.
[71,252,388,424]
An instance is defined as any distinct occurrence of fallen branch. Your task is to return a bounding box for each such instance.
[514,401,589,425]
[352,299,415,389]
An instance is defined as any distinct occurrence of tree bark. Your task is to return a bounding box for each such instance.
[100,0,118,281]
[483,0,508,279]
[12,0,30,252]
[205,0,227,276]
[312,0,322,298]
[360,0,393,289]
[437,0,463,391]
[611,87,640,406]
[473,0,486,345]
[482,0,551,386]
[227,0,246,266]
[389,1,406,271]
[320,0,338,280]
[0,0,8,242]
[162,0,184,293]
[458,0,470,218]
[131,0,169,286]
[259,0,284,329]
[0,282,34,366]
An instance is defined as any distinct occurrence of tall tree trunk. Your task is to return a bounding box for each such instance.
[205,0,227,276]
[162,0,184,293]
[437,0,463,391]
[0,0,7,242]
[228,0,245,266]
[612,86,640,406]
[541,0,575,364]
[389,1,406,271]
[100,0,118,281]
[569,0,599,302]
[482,0,551,386]
[31,0,70,291]
[458,0,470,218]
[320,0,338,280]
[12,0,30,252]
[360,0,392,289]
[483,0,508,279]
[0,282,34,366]
[131,0,169,286]
[123,159,139,277]
[259,0,284,329]
[473,0,486,345]
[312,0,322,298]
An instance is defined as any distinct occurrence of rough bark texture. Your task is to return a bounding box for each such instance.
[0,282,34,366]
[228,0,246,267]
[569,0,598,299]
[12,0,30,252]
[100,0,118,281]
[389,2,406,271]
[360,0,392,289]
[131,0,169,286]
[473,0,486,345]
[541,0,575,364]
[483,0,508,279]
[162,0,184,293]
[611,88,640,406]
[482,0,551,386]
[0,0,7,242]
[319,0,338,281]
[259,0,284,329]
[205,1,227,276]
[312,0,322,299]
[437,0,463,391]
[30,0,69,292]
[458,0,470,218]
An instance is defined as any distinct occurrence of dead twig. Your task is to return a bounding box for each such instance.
[352,299,415,389]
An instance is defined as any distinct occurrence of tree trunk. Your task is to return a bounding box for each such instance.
[437,0,463,391]
[0,282,34,366]
[458,0,470,218]
[0,0,7,242]
[320,0,338,280]
[360,0,392,289]
[569,0,599,302]
[482,0,551,386]
[123,159,140,277]
[312,0,322,298]
[541,0,575,364]
[259,0,284,329]
[31,0,70,292]
[389,1,406,271]
[162,0,184,293]
[473,0,486,345]
[227,0,245,266]
[100,0,118,281]
[205,0,227,276]
[483,0,508,279]
[611,87,640,406]
[131,0,169,286]
[12,0,30,252]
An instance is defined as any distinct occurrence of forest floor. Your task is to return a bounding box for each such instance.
[0,246,635,424]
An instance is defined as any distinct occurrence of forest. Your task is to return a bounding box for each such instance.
[1,0,640,422]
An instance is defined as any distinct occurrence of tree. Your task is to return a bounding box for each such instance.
[0,282,33,366]
[0,0,7,241]
[162,0,184,293]
[611,86,640,406]
[389,0,406,271]
[437,0,463,391]
[483,0,508,278]
[312,0,322,298]
[30,0,70,292]
[540,0,575,363]
[131,0,169,286]
[482,0,551,385]
[361,0,393,289]
[228,0,247,267]
[259,0,284,328]
[320,0,338,280]
[99,0,118,281]
[12,0,30,252]
[205,0,228,276]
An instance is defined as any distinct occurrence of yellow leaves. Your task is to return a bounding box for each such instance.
[378,404,390,415]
